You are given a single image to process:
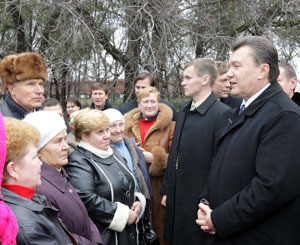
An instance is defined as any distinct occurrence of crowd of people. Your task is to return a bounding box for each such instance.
[0,35,300,245]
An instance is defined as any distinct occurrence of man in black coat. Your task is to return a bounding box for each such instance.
[119,73,177,121]
[162,58,230,245]
[90,82,114,110]
[196,36,300,245]
[277,61,300,107]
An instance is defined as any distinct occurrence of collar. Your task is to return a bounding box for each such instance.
[39,162,69,193]
[2,184,35,200]
[78,141,113,158]
[140,112,159,121]
[241,82,271,109]
[5,93,30,119]
[111,140,125,148]
[191,91,212,110]
[1,187,54,212]
[183,92,218,115]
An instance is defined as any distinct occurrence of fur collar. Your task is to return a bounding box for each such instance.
[124,103,173,144]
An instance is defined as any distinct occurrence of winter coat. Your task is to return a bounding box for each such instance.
[0,94,32,119]
[120,98,178,121]
[36,161,103,245]
[66,146,145,245]
[162,92,230,245]
[203,82,300,245]
[1,187,76,244]
[124,103,175,245]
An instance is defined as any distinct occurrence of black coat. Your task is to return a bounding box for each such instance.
[162,92,231,245]
[119,98,178,121]
[0,94,32,119]
[1,187,76,244]
[220,95,242,109]
[204,82,300,244]
[66,146,142,245]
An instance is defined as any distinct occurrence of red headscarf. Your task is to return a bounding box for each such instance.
[0,113,18,245]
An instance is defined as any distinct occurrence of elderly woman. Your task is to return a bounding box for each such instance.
[103,109,152,211]
[124,86,175,245]
[1,117,76,244]
[66,108,146,245]
[23,110,103,245]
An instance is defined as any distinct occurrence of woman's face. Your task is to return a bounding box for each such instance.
[83,127,111,151]
[38,130,69,170]
[109,120,125,143]
[15,143,42,189]
[138,93,159,118]
[66,102,80,116]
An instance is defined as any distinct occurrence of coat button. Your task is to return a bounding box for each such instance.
[129,233,134,239]
[69,189,73,193]
[126,191,130,196]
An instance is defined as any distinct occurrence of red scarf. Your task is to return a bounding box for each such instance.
[2,184,35,200]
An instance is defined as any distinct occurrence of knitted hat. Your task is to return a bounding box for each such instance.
[103,108,125,124]
[0,52,47,89]
[0,113,18,245]
[23,111,66,150]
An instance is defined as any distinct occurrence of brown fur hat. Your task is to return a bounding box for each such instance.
[0,52,47,89]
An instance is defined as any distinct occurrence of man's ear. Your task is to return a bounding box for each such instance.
[5,161,20,180]
[258,64,270,80]
[290,77,297,91]
[202,74,210,86]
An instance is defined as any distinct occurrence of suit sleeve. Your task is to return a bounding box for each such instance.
[211,111,300,239]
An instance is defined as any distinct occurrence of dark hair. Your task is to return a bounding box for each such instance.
[232,36,279,82]
[135,73,157,87]
[41,98,62,109]
[91,83,108,94]
[278,61,297,80]
[184,58,217,86]
[66,97,81,109]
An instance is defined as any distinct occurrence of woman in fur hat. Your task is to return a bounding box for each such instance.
[124,87,175,245]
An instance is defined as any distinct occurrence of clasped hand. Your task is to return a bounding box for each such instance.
[195,203,217,235]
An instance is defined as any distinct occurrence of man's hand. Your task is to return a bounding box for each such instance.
[196,203,217,235]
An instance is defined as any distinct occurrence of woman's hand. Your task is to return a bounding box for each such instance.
[127,209,138,225]
[127,201,141,224]
[142,151,154,164]
[131,201,142,224]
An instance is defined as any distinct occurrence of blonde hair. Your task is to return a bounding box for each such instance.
[4,117,40,164]
[137,87,160,104]
[74,108,110,142]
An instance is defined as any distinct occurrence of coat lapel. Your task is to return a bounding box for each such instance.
[218,82,282,142]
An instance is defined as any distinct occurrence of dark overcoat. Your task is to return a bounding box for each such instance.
[162,92,230,245]
[204,82,300,244]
